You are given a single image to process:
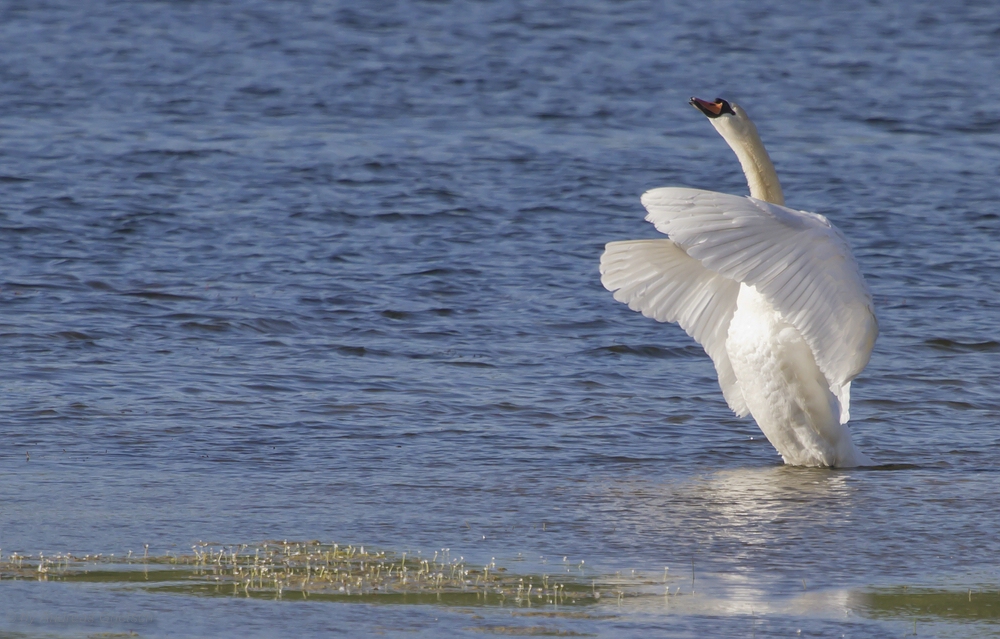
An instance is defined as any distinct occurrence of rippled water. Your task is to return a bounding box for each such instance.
[1,1,999,637]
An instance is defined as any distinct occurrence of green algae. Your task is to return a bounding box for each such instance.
[0,541,648,607]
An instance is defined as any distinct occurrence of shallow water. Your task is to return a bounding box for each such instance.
[1,0,999,637]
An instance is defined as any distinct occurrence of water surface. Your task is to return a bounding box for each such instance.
[1,1,999,637]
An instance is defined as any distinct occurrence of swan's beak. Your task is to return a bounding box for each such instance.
[690,97,730,119]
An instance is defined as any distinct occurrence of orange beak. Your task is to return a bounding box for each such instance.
[690,97,723,117]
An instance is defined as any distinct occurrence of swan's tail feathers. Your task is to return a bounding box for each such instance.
[832,381,851,425]
[600,238,748,417]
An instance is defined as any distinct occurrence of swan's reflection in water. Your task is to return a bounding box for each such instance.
[589,465,861,616]
[581,463,999,630]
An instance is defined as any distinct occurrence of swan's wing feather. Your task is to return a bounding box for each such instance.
[641,187,877,422]
[600,238,748,417]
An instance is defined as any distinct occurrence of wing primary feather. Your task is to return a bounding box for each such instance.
[600,238,746,416]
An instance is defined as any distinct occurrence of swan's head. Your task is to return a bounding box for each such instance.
[689,97,755,142]
[688,96,784,204]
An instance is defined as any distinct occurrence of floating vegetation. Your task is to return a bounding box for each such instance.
[852,587,1000,621]
[0,541,656,607]
[5,543,995,632]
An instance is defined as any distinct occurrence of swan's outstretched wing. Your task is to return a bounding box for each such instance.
[600,238,748,417]
[640,187,877,422]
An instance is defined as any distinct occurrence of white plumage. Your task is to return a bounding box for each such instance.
[600,98,877,467]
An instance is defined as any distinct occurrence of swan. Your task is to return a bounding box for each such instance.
[600,97,877,467]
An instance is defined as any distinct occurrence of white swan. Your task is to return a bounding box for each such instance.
[600,97,877,467]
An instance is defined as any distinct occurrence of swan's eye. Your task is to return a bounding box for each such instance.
[716,99,735,116]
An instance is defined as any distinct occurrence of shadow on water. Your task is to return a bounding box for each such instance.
[861,463,924,471]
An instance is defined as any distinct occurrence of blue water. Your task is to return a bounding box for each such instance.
[1,1,999,637]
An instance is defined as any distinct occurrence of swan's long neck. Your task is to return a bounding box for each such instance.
[720,120,785,206]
